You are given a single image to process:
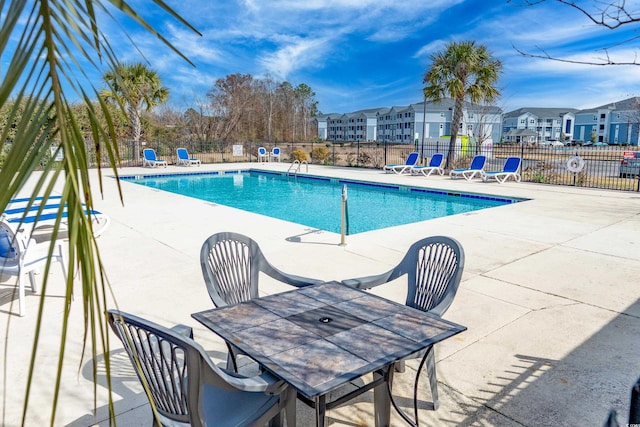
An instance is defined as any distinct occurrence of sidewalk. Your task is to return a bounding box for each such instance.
[1,163,639,426]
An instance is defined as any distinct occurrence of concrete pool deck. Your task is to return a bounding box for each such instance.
[1,162,639,426]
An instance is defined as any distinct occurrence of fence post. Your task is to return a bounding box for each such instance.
[333,143,336,166]
[384,142,387,166]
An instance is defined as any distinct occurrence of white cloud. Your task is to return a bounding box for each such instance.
[259,37,330,79]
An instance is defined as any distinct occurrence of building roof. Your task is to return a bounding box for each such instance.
[503,107,578,118]
[577,96,640,113]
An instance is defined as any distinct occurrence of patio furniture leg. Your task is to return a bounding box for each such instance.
[424,346,439,410]
[315,395,326,427]
[374,366,393,427]
[18,275,26,316]
[285,388,297,427]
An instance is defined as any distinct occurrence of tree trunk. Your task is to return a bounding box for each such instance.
[128,104,142,164]
[447,97,464,168]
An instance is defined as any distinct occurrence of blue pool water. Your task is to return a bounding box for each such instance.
[121,170,521,234]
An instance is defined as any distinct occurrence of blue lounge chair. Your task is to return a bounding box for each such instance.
[142,148,167,168]
[411,153,445,176]
[4,196,111,239]
[176,147,201,166]
[258,146,269,162]
[482,156,522,183]
[450,155,486,180]
[383,151,420,174]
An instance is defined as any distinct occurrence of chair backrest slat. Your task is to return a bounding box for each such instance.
[387,236,464,317]
[111,315,191,423]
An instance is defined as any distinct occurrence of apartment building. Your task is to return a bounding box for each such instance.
[315,97,640,146]
[573,97,640,144]
[502,107,578,143]
[316,98,502,144]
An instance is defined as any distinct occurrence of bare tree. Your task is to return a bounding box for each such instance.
[207,73,255,141]
[469,101,502,149]
[257,75,277,143]
[510,0,640,65]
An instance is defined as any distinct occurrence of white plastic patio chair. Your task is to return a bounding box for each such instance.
[270,147,281,162]
[258,147,269,163]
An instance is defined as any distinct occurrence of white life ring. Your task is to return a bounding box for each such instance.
[566,155,585,173]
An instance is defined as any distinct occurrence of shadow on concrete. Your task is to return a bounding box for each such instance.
[444,299,640,426]
[65,346,231,426]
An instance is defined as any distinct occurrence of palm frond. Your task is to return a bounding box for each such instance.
[0,0,197,424]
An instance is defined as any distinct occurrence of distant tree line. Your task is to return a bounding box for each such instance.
[0,72,319,165]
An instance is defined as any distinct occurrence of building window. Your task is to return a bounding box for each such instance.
[600,113,606,119]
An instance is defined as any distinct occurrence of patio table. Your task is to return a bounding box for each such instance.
[192,281,466,427]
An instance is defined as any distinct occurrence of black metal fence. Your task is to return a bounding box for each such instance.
[104,139,640,192]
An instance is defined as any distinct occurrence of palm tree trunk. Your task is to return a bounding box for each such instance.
[447,97,464,168]
[128,104,142,164]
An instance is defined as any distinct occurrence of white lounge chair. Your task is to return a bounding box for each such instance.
[142,148,167,167]
[383,151,420,174]
[176,148,201,166]
[482,157,522,183]
[0,218,66,316]
[411,153,445,176]
[450,155,486,180]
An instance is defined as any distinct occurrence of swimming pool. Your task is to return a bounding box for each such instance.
[120,170,522,234]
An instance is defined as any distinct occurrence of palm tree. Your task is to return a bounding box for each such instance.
[102,63,170,164]
[0,1,198,424]
[423,41,502,168]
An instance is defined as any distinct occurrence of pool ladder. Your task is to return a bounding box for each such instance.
[288,160,308,175]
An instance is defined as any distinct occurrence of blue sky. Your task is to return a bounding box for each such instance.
[16,0,640,115]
